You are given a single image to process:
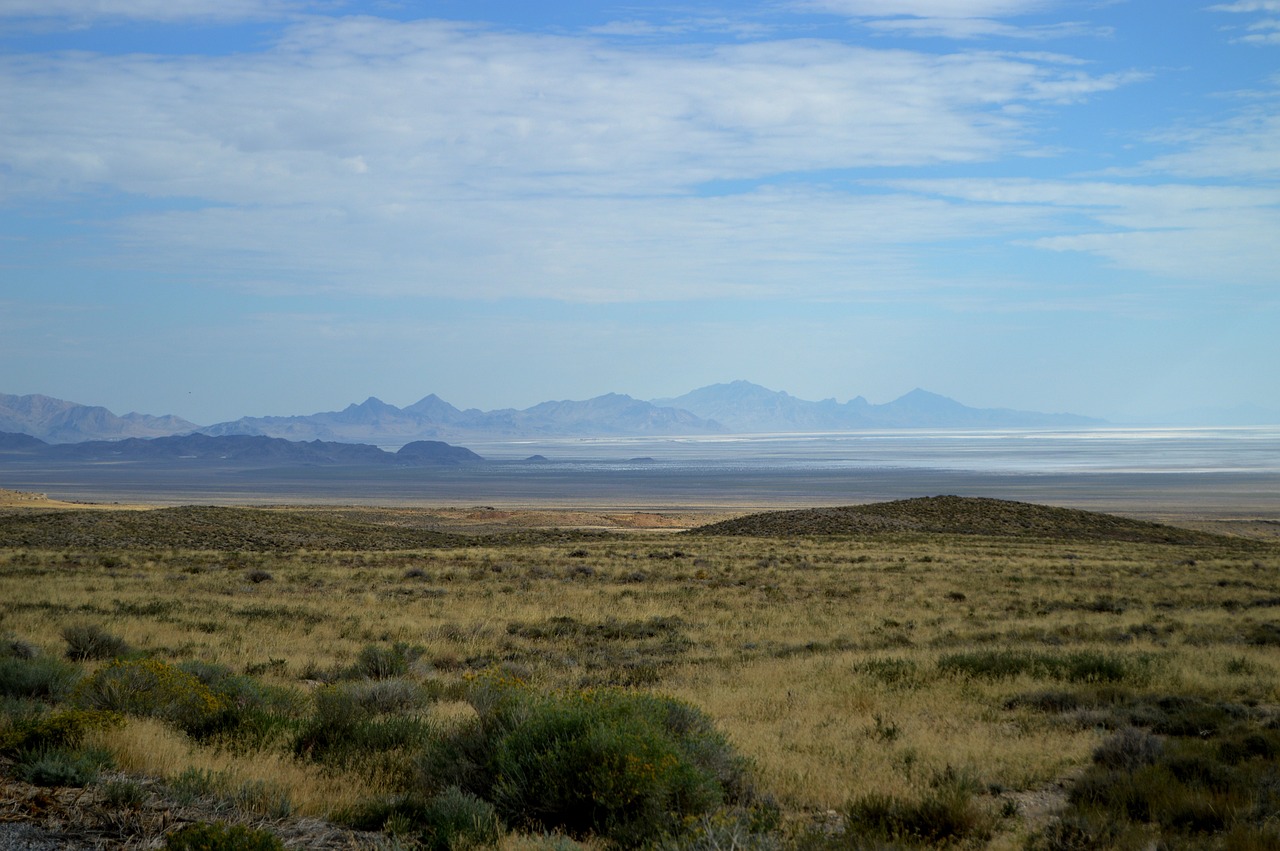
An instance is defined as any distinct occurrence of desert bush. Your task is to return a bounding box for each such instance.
[1123,695,1245,738]
[0,707,122,755]
[352,642,416,680]
[16,744,113,787]
[167,767,226,805]
[855,657,921,689]
[339,786,501,851]
[176,660,302,747]
[937,649,1153,685]
[658,808,783,851]
[164,822,284,851]
[418,678,748,847]
[74,658,227,736]
[802,768,995,849]
[1046,717,1280,848]
[62,623,131,661]
[0,654,81,700]
[3,635,39,659]
[1091,727,1164,772]
[101,778,150,808]
[293,683,432,769]
[344,677,432,715]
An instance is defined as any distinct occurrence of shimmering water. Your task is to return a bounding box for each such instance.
[467,427,1280,475]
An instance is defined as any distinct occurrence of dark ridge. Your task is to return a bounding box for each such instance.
[687,496,1249,545]
[0,506,467,551]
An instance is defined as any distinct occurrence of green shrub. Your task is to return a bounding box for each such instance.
[0,707,122,755]
[101,778,150,808]
[164,822,284,851]
[1047,719,1280,848]
[339,787,501,851]
[176,660,302,747]
[167,767,227,806]
[2,635,39,659]
[937,649,1153,685]
[0,654,81,700]
[419,679,748,847]
[74,658,228,736]
[62,624,131,661]
[352,643,415,680]
[293,683,432,769]
[17,744,113,787]
[856,658,921,689]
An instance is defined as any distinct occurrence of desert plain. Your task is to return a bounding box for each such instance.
[3,477,1280,850]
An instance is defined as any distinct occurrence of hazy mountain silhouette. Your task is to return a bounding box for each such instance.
[656,381,1102,432]
[0,432,481,466]
[204,393,724,443]
[0,393,199,443]
[3,383,1104,448]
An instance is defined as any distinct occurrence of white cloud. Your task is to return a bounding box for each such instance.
[104,186,1055,302]
[0,16,1148,302]
[1207,1,1280,12]
[0,0,304,22]
[0,17,1130,206]
[884,178,1280,286]
[1209,0,1280,44]
[863,17,1106,39]
[800,0,1053,16]
[796,0,1088,40]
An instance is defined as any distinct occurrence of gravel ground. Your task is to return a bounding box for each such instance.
[0,823,93,850]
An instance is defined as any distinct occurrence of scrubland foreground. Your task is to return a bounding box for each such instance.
[2,496,1280,850]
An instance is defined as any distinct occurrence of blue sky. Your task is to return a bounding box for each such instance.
[1,0,1277,425]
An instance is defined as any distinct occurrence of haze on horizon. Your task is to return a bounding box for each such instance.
[1,0,1277,427]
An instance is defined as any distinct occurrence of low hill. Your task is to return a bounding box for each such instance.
[0,432,483,467]
[688,496,1243,545]
[0,505,466,550]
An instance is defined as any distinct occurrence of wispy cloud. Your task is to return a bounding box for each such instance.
[1209,0,1280,44]
[794,0,1099,40]
[0,16,1145,302]
[863,18,1108,39]
[885,178,1280,286]
[0,0,306,24]
[800,1,1053,16]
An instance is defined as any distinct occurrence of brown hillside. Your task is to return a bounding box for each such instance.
[688,495,1249,545]
[0,505,466,551]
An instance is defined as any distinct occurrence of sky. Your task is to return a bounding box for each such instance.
[1,0,1277,425]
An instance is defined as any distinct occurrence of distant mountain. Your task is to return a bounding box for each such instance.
[204,393,725,444]
[0,393,199,443]
[655,381,1103,432]
[3,383,1105,448]
[0,432,481,466]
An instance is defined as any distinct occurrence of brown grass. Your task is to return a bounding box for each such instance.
[2,499,1278,848]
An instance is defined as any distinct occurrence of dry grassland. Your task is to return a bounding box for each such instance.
[2,498,1279,849]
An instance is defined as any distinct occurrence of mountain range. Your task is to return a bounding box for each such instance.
[0,432,482,466]
[2,383,1102,446]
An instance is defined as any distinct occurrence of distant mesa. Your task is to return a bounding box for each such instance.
[523,454,550,462]
[395,440,483,464]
